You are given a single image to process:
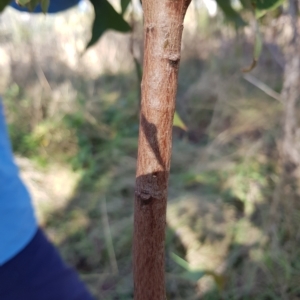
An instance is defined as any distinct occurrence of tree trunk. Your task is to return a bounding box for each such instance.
[269,0,300,241]
[133,0,191,299]
[281,0,300,175]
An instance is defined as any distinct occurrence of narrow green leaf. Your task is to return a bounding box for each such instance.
[171,252,225,288]
[0,0,11,12]
[86,0,131,49]
[41,0,50,13]
[183,270,206,282]
[171,253,207,283]
[254,28,263,60]
[173,111,187,131]
[216,0,247,27]
[171,253,191,271]
[242,21,262,72]
[121,0,130,15]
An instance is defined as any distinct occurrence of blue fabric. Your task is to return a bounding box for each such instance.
[10,0,81,13]
[0,101,37,265]
[0,228,95,300]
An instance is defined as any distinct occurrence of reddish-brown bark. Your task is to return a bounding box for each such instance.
[133,0,191,299]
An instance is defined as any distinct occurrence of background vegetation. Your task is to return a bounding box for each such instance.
[1,1,299,299]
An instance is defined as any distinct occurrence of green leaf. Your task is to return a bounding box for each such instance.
[41,0,49,13]
[86,0,131,49]
[121,0,130,15]
[25,0,39,12]
[216,0,247,27]
[173,111,187,131]
[253,0,284,10]
[254,0,284,18]
[0,0,11,12]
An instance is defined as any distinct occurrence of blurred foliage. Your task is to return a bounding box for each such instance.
[216,0,247,27]
[1,0,130,49]
[0,0,9,12]
[1,1,300,299]
[216,0,286,27]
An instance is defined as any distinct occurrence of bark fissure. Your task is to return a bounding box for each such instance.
[133,0,191,299]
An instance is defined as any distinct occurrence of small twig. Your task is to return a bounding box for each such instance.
[243,73,283,104]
